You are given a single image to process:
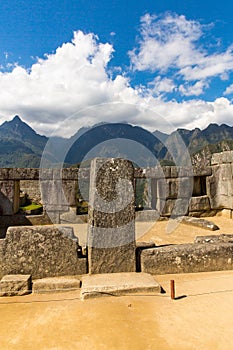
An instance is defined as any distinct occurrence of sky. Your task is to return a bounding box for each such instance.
[0,0,233,137]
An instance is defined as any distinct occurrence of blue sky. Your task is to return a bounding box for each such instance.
[0,0,233,136]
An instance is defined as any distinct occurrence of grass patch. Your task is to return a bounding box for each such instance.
[20,203,43,211]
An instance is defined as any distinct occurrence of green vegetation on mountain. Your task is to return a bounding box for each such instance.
[0,116,233,168]
[0,116,47,167]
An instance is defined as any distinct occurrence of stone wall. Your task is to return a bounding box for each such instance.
[0,180,20,215]
[140,234,233,275]
[135,166,214,217]
[0,152,233,278]
[0,226,86,279]
[207,151,233,211]
[1,152,233,220]
[20,180,41,203]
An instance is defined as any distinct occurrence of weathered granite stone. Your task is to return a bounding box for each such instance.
[211,153,221,165]
[141,243,233,275]
[220,164,233,180]
[136,166,170,179]
[182,216,219,230]
[136,241,156,249]
[0,226,86,279]
[40,180,69,211]
[189,196,211,212]
[134,166,164,179]
[0,180,20,215]
[81,272,161,299]
[212,151,233,165]
[0,274,31,296]
[61,168,80,180]
[157,178,192,199]
[0,169,9,180]
[194,235,221,244]
[33,276,81,293]
[20,180,41,203]
[188,210,219,218]
[135,210,160,222]
[160,198,189,216]
[88,158,136,274]
[195,234,233,244]
[207,164,233,209]
[7,168,39,180]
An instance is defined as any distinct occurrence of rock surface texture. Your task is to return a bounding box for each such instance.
[0,274,31,296]
[88,158,136,274]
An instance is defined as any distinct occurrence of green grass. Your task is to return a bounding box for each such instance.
[20,203,43,211]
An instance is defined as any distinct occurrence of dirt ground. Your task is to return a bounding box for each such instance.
[1,216,233,350]
[138,215,233,245]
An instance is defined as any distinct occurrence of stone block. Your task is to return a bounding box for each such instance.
[189,196,211,212]
[8,168,39,180]
[0,169,9,180]
[161,198,189,216]
[206,167,220,200]
[61,168,79,180]
[192,166,212,177]
[188,210,219,218]
[81,272,161,300]
[157,178,167,199]
[220,164,233,180]
[77,167,90,181]
[141,243,233,275]
[136,241,156,249]
[135,210,160,222]
[157,178,192,199]
[40,180,71,212]
[1,226,87,279]
[206,164,233,209]
[212,151,233,165]
[195,234,233,244]
[62,180,78,206]
[161,166,171,178]
[219,181,233,196]
[33,276,81,294]
[182,216,219,231]
[134,166,164,179]
[0,180,20,215]
[141,166,170,179]
[170,166,203,178]
[156,198,166,215]
[211,153,221,165]
[20,180,41,203]
[0,274,31,297]
[88,158,136,274]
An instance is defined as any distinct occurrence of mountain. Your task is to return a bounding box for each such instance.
[1,115,233,168]
[153,130,169,143]
[0,116,48,167]
[162,123,233,166]
[64,123,165,167]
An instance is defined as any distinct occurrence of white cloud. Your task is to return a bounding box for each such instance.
[129,12,233,95]
[179,81,209,96]
[0,29,233,137]
[0,31,141,136]
[224,83,233,95]
[149,76,176,95]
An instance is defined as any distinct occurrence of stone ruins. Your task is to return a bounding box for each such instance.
[0,150,233,295]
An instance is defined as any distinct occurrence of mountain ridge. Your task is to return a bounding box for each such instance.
[1,115,233,167]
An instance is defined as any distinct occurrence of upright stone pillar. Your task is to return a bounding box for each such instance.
[40,170,75,224]
[88,158,136,274]
[0,180,20,215]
